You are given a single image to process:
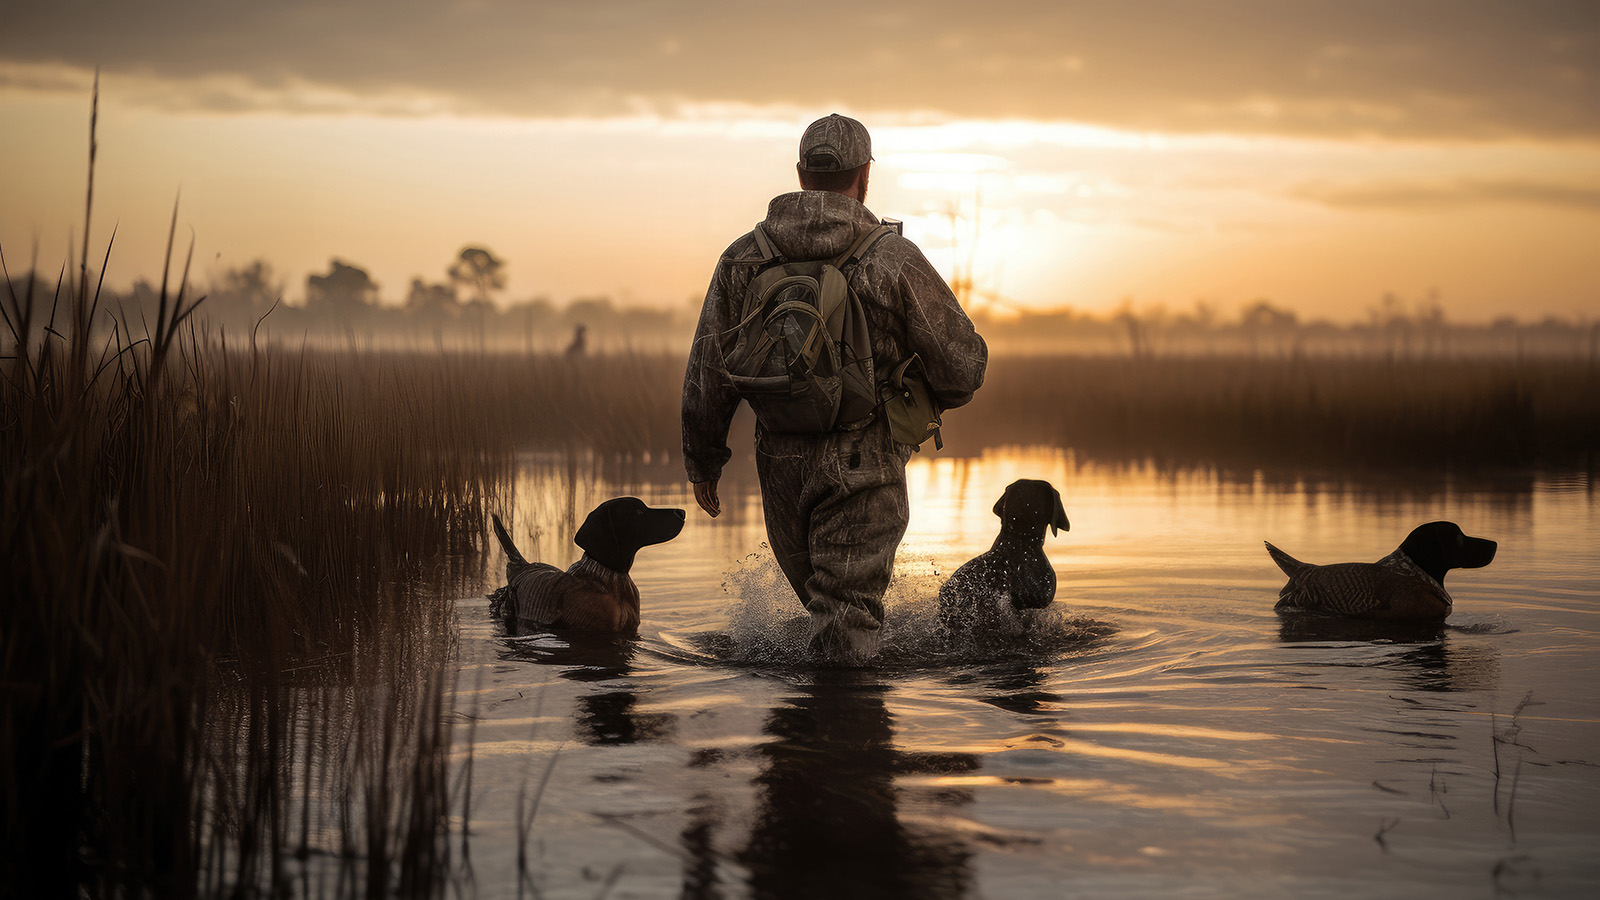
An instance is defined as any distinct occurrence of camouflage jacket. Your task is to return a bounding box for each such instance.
[682,191,988,484]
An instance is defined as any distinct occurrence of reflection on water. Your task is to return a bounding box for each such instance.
[498,635,679,747]
[970,659,1062,716]
[737,672,976,900]
[1275,618,1505,693]
[451,447,1600,898]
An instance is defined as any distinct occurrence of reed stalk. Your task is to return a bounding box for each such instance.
[1,84,508,897]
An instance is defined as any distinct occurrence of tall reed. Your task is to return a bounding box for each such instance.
[0,87,512,894]
[1,279,518,893]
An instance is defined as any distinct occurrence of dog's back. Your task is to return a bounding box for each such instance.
[1272,553,1452,619]
[502,557,643,632]
[937,546,1056,629]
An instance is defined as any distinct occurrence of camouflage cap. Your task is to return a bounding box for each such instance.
[798,113,872,172]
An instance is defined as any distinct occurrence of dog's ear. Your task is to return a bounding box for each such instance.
[1050,488,1070,536]
[574,502,624,570]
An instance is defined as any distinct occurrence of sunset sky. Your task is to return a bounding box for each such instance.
[2,1,1596,322]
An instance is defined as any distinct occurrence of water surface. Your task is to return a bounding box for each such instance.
[453,449,1599,898]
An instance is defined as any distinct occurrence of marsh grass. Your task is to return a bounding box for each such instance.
[941,354,1600,471]
[282,348,685,466]
[374,348,1598,479]
[0,186,685,893]
[0,93,517,893]
[0,269,509,894]
[336,348,1598,479]
[341,348,1598,484]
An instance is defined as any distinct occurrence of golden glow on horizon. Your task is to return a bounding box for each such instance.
[2,87,1598,323]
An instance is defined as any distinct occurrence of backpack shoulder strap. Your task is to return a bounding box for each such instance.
[751,224,781,262]
[817,222,894,344]
[832,223,894,269]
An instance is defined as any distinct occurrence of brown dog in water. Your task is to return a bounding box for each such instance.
[490,498,685,633]
[1267,521,1497,621]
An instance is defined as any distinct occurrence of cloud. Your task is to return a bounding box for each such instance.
[1291,178,1600,213]
[1,1,1596,140]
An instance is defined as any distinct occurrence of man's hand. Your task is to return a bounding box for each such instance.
[692,479,721,518]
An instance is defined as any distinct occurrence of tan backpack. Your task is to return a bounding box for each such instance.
[720,221,944,447]
[719,223,893,434]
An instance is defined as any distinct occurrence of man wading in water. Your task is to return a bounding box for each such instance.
[682,114,987,664]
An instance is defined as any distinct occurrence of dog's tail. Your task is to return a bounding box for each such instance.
[491,514,530,580]
[1264,541,1310,577]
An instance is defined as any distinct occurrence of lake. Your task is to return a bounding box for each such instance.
[449,447,1599,899]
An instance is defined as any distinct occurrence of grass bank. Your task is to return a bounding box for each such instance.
[940,355,1599,471]
[366,349,1597,476]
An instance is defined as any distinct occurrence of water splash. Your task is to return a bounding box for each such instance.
[670,546,1116,673]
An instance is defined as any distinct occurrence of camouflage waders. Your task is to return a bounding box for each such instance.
[755,417,913,643]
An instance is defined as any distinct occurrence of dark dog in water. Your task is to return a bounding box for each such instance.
[1266,521,1496,621]
[938,479,1071,630]
[490,498,685,633]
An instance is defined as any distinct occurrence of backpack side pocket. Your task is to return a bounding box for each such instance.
[880,353,943,449]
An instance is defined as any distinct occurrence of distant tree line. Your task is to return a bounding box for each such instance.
[968,294,1600,359]
[8,248,1597,358]
[81,246,693,352]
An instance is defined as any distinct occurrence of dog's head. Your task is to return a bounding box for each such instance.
[575,497,686,573]
[1399,521,1497,585]
[993,479,1070,538]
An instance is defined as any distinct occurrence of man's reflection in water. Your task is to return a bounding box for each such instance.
[732,670,978,900]
[679,792,724,900]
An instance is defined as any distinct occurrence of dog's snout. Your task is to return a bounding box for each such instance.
[1467,536,1498,567]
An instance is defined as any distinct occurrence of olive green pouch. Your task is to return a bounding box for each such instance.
[881,353,943,450]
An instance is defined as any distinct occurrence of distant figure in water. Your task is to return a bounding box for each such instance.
[565,323,587,356]
[1267,521,1497,621]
